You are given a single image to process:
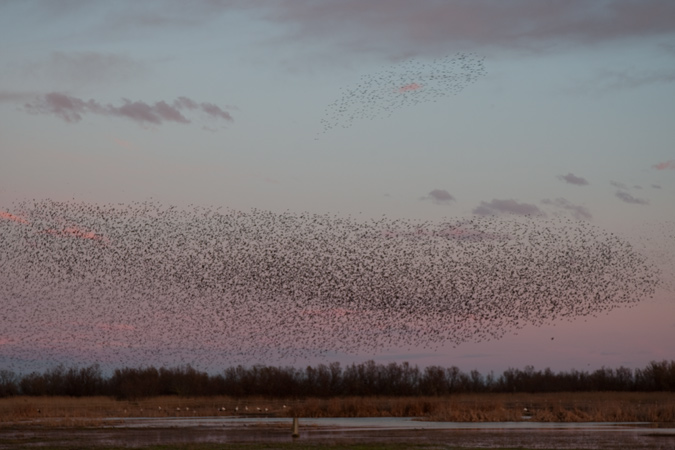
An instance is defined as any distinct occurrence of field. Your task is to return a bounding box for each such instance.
[0,443,584,450]
[2,391,675,425]
[2,394,675,450]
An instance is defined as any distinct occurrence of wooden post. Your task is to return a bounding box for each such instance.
[291,417,299,438]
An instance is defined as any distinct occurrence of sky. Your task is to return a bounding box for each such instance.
[1,0,674,375]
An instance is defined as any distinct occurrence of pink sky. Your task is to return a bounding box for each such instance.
[1,200,671,373]
[0,1,673,374]
[654,160,675,170]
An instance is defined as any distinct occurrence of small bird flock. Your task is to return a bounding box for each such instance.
[0,199,663,371]
[318,52,486,135]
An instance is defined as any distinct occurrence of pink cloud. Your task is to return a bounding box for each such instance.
[0,210,29,224]
[175,97,233,121]
[398,82,422,92]
[200,102,233,121]
[653,160,675,170]
[123,99,189,124]
[24,92,91,123]
[22,93,234,127]
[175,96,200,109]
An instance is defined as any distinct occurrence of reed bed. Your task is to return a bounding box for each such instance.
[1,392,674,426]
[424,392,675,422]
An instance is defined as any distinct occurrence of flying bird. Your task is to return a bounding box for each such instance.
[0,198,664,371]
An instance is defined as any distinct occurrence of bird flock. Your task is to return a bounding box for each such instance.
[318,52,486,135]
[0,198,664,371]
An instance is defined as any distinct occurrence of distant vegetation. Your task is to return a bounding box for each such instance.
[1,360,674,399]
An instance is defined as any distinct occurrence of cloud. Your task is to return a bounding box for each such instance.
[116,99,190,124]
[21,93,234,127]
[653,160,675,170]
[422,189,455,205]
[558,173,589,185]
[652,184,662,189]
[21,1,675,62]
[616,191,649,205]
[199,102,234,121]
[174,96,235,120]
[541,198,592,220]
[610,180,628,189]
[245,0,675,57]
[473,198,544,216]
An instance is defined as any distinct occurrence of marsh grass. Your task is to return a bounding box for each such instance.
[426,391,675,422]
[1,392,674,425]
[0,443,504,450]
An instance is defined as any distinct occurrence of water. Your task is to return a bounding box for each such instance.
[3,417,674,449]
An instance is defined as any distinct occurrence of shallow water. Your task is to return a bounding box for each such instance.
[108,415,668,430]
[3,417,675,449]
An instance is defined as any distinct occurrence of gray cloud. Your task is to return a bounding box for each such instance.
[242,0,675,57]
[610,180,628,190]
[16,1,675,61]
[542,198,592,220]
[473,198,544,216]
[558,173,589,186]
[422,189,456,205]
[616,191,649,205]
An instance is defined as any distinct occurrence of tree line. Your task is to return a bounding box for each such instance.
[1,360,674,399]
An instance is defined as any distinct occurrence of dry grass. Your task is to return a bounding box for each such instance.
[0,395,290,424]
[1,392,674,426]
[425,392,675,422]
